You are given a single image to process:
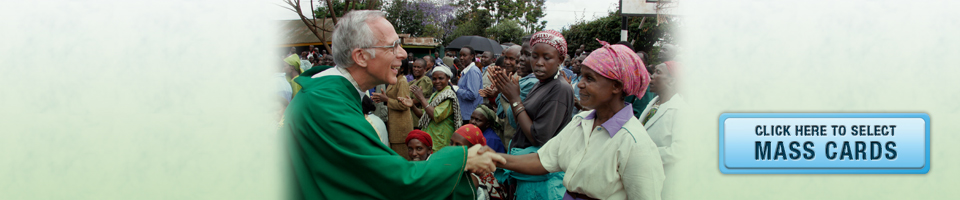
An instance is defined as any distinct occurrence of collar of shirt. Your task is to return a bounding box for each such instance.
[584,103,634,137]
[462,62,478,75]
[311,66,365,100]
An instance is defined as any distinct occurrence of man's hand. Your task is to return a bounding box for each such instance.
[476,145,496,155]
[465,145,507,174]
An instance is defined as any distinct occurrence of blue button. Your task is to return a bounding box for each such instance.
[719,113,929,174]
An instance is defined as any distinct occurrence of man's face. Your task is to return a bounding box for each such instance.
[424,56,434,67]
[459,48,474,67]
[501,46,521,73]
[480,51,494,66]
[573,55,585,74]
[364,17,407,85]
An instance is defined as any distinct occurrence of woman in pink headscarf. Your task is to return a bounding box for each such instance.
[496,39,665,200]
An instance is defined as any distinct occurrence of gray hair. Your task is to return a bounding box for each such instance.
[332,10,385,68]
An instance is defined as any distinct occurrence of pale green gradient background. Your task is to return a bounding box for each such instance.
[670,0,960,199]
[3,0,960,199]
[0,1,284,199]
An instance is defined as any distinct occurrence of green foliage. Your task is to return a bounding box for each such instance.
[310,0,547,47]
[313,0,380,19]
[383,0,423,36]
[561,11,674,64]
[454,0,547,35]
[486,20,524,45]
[445,8,494,44]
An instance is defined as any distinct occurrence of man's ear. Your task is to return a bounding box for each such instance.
[352,48,368,68]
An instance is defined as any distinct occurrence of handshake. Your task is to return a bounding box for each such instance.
[463,144,507,174]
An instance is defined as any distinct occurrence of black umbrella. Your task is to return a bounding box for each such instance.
[445,35,503,55]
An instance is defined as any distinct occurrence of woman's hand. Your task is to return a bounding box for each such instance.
[560,69,571,84]
[371,92,388,103]
[410,85,425,102]
[493,66,521,104]
[399,97,414,108]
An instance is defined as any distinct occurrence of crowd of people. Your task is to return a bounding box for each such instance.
[281,10,683,200]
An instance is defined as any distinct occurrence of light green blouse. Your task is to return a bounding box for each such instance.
[422,86,456,152]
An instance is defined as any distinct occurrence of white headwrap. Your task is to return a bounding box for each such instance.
[431,66,454,78]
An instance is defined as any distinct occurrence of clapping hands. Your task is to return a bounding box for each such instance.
[491,66,521,104]
[398,97,414,107]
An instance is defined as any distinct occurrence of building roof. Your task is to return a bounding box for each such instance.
[279,19,335,47]
[280,19,440,48]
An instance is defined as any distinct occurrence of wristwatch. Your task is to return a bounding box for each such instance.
[512,102,522,108]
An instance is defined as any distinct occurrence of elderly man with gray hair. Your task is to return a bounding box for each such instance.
[283,10,506,199]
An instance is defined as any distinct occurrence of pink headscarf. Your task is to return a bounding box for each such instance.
[663,61,680,79]
[581,39,651,98]
[529,30,567,56]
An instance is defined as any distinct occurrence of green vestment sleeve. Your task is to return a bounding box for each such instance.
[285,75,476,200]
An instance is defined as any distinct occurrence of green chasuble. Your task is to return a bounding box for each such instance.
[284,68,476,200]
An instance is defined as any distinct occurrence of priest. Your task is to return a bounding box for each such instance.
[283,10,506,199]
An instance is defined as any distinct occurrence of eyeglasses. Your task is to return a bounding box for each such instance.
[362,39,402,55]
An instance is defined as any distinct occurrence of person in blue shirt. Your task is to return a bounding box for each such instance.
[560,57,575,82]
[570,53,587,111]
[456,46,483,125]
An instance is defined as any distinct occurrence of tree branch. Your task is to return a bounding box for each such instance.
[327,0,339,25]
[282,0,335,53]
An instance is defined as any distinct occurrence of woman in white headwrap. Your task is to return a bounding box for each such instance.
[410,66,462,151]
